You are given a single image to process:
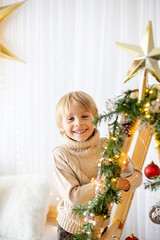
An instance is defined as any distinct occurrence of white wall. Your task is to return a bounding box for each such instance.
[0,0,160,239]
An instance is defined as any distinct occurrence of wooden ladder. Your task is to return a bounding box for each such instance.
[101,126,155,240]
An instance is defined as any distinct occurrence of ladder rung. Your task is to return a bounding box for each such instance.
[100,219,122,240]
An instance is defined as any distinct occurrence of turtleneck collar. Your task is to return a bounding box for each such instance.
[63,128,100,151]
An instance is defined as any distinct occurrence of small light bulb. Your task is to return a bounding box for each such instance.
[145,103,150,107]
[100,228,104,233]
[155,141,159,147]
[111,178,117,183]
[92,220,97,226]
[112,137,117,141]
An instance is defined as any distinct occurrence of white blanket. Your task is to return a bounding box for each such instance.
[0,223,57,240]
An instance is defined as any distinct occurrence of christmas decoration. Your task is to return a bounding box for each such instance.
[149,201,160,224]
[121,120,134,137]
[72,85,160,239]
[0,1,26,61]
[144,161,160,179]
[125,233,139,240]
[144,175,160,191]
[71,21,160,240]
[115,21,160,100]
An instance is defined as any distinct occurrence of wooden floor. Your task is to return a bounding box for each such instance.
[47,205,58,224]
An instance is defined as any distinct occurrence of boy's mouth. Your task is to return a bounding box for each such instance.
[73,129,87,134]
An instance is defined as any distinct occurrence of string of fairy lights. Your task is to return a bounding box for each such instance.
[71,86,160,239]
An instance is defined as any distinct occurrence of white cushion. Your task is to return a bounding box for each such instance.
[0,174,51,240]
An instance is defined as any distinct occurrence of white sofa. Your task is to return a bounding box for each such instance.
[0,174,57,240]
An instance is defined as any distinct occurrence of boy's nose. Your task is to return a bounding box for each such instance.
[75,118,82,125]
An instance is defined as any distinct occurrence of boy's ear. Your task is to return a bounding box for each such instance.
[60,126,64,134]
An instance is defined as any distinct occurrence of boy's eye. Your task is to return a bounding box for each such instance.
[67,117,74,121]
[82,115,88,118]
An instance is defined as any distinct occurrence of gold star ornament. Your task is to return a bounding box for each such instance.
[115,21,160,99]
[0,1,26,61]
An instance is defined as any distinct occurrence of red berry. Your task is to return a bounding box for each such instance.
[144,161,160,179]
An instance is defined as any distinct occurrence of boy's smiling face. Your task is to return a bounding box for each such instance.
[60,102,95,142]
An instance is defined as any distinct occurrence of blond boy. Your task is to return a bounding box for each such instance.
[52,91,142,240]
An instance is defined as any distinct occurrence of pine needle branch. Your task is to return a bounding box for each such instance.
[144,176,160,191]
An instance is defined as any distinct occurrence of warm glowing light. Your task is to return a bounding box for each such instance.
[92,220,97,226]
[112,137,117,141]
[91,178,95,182]
[83,211,88,216]
[91,178,96,188]
[100,228,104,233]
[84,217,89,222]
[149,90,153,94]
[145,102,150,107]
[90,213,95,217]
[98,163,101,167]
[111,178,117,183]
[155,141,159,147]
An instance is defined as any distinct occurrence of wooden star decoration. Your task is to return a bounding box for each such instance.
[115,21,160,85]
[0,1,26,61]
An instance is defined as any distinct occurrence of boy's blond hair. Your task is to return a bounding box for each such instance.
[56,91,98,129]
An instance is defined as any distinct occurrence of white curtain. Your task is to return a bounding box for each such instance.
[0,0,160,239]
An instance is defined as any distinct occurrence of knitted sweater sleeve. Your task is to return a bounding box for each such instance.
[121,159,143,191]
[52,149,95,205]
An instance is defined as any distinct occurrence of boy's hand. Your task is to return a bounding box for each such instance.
[117,178,130,191]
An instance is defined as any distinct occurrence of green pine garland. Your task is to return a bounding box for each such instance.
[144,176,160,191]
[71,86,160,240]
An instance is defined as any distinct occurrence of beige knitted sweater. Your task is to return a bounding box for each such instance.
[52,129,142,234]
